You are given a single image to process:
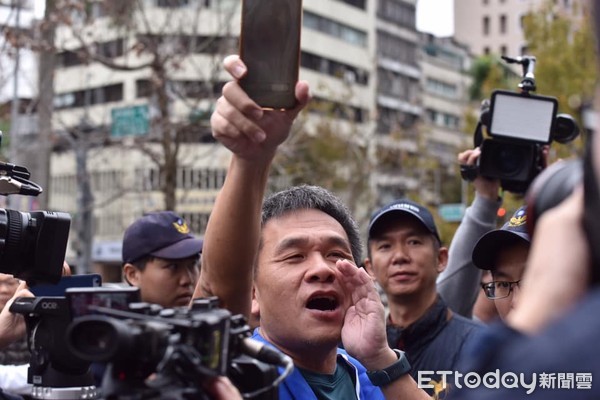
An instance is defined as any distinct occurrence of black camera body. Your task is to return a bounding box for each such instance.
[0,131,71,285]
[13,288,285,400]
[9,296,100,399]
[0,209,71,284]
[467,56,580,194]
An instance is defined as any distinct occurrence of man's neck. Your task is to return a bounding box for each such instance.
[292,348,340,374]
[258,328,339,374]
[388,290,438,328]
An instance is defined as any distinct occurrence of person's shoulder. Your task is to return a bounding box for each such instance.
[446,311,485,340]
[452,312,485,328]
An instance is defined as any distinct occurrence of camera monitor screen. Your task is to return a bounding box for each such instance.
[489,90,558,143]
[66,287,140,318]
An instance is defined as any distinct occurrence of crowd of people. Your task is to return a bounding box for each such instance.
[0,3,599,400]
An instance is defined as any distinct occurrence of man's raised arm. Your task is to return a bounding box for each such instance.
[192,55,310,318]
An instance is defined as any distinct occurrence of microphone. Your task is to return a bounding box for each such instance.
[241,337,293,368]
[0,176,43,196]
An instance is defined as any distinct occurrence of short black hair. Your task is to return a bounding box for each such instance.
[261,185,362,264]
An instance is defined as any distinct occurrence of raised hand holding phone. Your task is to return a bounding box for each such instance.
[239,0,303,110]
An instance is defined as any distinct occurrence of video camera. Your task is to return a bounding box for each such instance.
[11,287,291,400]
[463,56,580,193]
[0,132,71,285]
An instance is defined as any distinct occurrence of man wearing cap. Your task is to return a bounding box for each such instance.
[122,211,203,308]
[471,206,529,319]
[364,199,482,394]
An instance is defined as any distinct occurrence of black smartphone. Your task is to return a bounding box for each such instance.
[30,274,102,297]
[66,286,141,318]
[239,0,303,110]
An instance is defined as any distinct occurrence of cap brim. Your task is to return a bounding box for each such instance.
[150,238,203,260]
[472,230,529,270]
[369,210,440,242]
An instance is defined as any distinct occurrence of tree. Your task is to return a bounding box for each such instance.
[521,0,597,157]
[269,91,374,225]
[0,0,238,271]
[49,0,238,210]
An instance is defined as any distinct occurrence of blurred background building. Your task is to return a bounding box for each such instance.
[4,0,586,280]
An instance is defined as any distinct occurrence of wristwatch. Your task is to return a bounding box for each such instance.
[366,349,411,387]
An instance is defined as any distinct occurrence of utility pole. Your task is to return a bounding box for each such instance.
[34,0,57,210]
[74,120,94,274]
[7,0,22,210]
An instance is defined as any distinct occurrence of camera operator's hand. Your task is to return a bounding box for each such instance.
[508,187,589,335]
[458,147,500,201]
[62,261,72,277]
[211,55,310,164]
[202,376,243,400]
[0,280,32,349]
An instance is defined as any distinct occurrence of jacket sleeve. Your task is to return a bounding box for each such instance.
[437,194,500,318]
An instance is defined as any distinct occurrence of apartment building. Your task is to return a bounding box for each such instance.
[454,0,585,58]
[419,33,472,203]
[372,0,422,202]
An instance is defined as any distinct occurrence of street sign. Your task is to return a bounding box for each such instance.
[111,105,149,138]
[438,203,465,222]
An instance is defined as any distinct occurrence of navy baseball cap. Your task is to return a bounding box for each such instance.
[122,211,203,264]
[368,199,441,243]
[472,206,530,270]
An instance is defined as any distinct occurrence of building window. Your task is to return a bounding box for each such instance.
[56,39,125,68]
[303,11,367,47]
[377,0,416,29]
[54,83,123,109]
[520,45,529,55]
[500,14,507,34]
[301,51,369,85]
[376,30,418,67]
[483,16,490,36]
[309,97,366,123]
[425,78,458,99]
[378,68,419,103]
[500,45,507,56]
[335,0,366,9]
[157,0,189,7]
[484,46,490,55]
[377,106,418,134]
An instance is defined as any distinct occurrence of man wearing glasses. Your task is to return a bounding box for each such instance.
[471,206,529,320]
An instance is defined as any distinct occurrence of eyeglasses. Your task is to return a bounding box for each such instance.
[481,280,521,300]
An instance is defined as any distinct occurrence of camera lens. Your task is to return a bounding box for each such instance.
[492,145,527,178]
[68,317,121,362]
[0,210,70,284]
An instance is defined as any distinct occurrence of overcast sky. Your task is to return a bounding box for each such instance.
[417,0,454,37]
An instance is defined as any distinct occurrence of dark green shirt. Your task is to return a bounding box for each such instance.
[298,356,358,400]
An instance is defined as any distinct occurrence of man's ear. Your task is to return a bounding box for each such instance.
[437,247,449,274]
[123,263,141,287]
[363,258,376,278]
[250,285,260,328]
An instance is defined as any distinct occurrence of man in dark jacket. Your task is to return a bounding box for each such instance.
[364,200,482,396]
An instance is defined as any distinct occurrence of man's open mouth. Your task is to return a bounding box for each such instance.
[306,296,339,311]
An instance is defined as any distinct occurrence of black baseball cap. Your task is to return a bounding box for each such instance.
[122,211,203,264]
[368,199,441,243]
[472,206,530,270]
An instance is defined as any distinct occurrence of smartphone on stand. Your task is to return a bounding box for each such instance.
[239,0,303,110]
